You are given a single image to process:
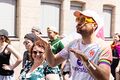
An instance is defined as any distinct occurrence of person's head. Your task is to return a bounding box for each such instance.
[47,26,59,40]
[30,39,47,62]
[74,10,99,37]
[113,33,120,42]
[31,26,42,36]
[0,29,10,44]
[23,33,38,51]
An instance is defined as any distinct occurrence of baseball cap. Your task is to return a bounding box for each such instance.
[74,10,104,39]
[74,10,103,28]
[24,33,38,42]
[47,26,58,34]
[0,29,8,37]
[32,26,42,34]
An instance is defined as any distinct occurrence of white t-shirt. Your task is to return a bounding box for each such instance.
[58,38,112,80]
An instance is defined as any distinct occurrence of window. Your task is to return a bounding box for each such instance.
[0,0,16,37]
[69,1,84,35]
[40,0,61,36]
[103,6,114,38]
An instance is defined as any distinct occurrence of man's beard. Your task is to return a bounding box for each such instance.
[77,28,94,37]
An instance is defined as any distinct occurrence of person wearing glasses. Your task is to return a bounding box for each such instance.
[0,29,22,80]
[20,39,48,80]
[22,33,38,68]
[39,10,112,80]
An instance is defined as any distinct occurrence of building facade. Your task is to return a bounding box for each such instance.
[0,0,120,79]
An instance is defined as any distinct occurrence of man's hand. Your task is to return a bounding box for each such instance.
[69,48,88,62]
[38,37,50,49]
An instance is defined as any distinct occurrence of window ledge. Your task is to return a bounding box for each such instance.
[9,37,20,41]
[105,37,113,41]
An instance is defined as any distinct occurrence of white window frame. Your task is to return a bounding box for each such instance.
[103,6,114,38]
[0,0,16,37]
[40,0,61,37]
[68,1,84,36]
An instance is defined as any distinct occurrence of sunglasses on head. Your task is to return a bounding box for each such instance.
[32,51,44,55]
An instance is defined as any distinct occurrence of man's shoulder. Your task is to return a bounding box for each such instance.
[95,38,111,52]
[95,38,107,46]
[68,38,81,47]
[96,38,105,43]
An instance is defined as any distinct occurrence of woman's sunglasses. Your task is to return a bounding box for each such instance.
[23,41,30,45]
[32,51,44,55]
[0,35,4,39]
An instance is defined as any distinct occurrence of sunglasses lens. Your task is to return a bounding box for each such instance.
[0,36,4,39]
[23,41,29,45]
[33,51,37,55]
[32,51,43,55]
[80,17,86,25]
[76,17,86,26]
[85,17,95,23]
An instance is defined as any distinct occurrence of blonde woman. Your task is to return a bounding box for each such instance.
[0,29,22,80]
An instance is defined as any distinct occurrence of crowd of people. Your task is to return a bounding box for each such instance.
[0,9,120,80]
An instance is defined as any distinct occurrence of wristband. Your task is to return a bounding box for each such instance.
[87,60,96,70]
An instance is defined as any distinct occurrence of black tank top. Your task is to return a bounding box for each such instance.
[0,45,14,76]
